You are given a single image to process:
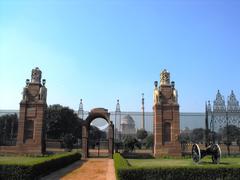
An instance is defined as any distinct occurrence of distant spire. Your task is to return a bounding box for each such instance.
[227,90,239,111]
[207,100,212,112]
[115,99,121,139]
[213,90,226,111]
[141,93,145,130]
[78,99,84,119]
[116,99,121,112]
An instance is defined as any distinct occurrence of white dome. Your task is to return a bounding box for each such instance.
[121,115,135,125]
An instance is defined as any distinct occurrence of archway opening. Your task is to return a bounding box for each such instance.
[82,108,114,159]
[88,118,109,157]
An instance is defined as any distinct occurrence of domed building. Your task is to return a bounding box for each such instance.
[120,114,136,136]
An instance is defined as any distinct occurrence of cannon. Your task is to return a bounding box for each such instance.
[192,143,221,164]
[191,102,222,164]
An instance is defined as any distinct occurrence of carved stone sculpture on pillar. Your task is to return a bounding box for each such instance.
[31,67,42,84]
[173,88,178,103]
[171,81,178,103]
[160,69,170,85]
[22,79,30,102]
[154,81,160,105]
[16,67,47,155]
[39,79,47,102]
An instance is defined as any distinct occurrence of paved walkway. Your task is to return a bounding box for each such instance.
[41,158,116,180]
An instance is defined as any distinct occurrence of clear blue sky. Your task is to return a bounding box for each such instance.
[1,0,240,112]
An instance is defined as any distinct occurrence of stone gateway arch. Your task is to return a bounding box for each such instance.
[82,108,114,159]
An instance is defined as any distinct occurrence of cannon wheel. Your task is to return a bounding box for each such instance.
[211,144,221,164]
[192,144,201,163]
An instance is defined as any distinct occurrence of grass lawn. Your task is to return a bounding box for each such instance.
[128,157,240,168]
[0,152,78,165]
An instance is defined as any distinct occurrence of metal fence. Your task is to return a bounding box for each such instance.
[1,109,239,155]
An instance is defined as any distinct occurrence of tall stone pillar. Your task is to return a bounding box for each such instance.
[16,67,47,155]
[82,124,88,159]
[108,123,114,158]
[153,69,181,157]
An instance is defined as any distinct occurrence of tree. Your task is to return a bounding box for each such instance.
[100,129,107,140]
[145,133,153,149]
[45,104,82,140]
[63,133,75,151]
[179,129,191,144]
[0,113,18,145]
[190,128,205,144]
[237,138,240,152]
[136,129,148,148]
[88,125,107,149]
[179,127,191,152]
[89,125,100,148]
[222,125,240,155]
[114,140,123,153]
[136,129,148,141]
[179,131,190,152]
[123,135,141,152]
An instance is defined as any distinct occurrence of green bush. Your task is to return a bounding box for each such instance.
[117,167,240,180]
[113,153,130,169]
[0,152,81,179]
[121,152,154,159]
[113,153,131,180]
[113,153,240,180]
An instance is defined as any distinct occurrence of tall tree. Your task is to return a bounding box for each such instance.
[88,125,107,148]
[45,104,82,139]
[179,131,190,152]
[123,135,141,152]
[222,125,240,155]
[145,133,153,149]
[190,128,205,144]
[136,128,148,141]
[237,138,240,152]
[0,113,18,145]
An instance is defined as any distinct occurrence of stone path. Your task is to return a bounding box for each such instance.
[41,158,116,180]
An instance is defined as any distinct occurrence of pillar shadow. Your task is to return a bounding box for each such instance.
[40,160,86,180]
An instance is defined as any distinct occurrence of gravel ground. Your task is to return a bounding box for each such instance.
[41,158,116,180]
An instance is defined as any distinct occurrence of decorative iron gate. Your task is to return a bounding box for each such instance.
[88,139,109,157]
[206,90,240,144]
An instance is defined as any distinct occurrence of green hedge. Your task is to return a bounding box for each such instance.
[117,167,240,180]
[113,153,130,169]
[0,152,81,180]
[113,153,130,180]
[121,152,154,159]
[113,153,240,180]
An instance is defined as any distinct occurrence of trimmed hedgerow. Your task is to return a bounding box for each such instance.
[117,166,240,180]
[0,152,81,179]
[113,153,131,180]
[113,153,130,169]
[121,152,154,159]
[113,153,240,180]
